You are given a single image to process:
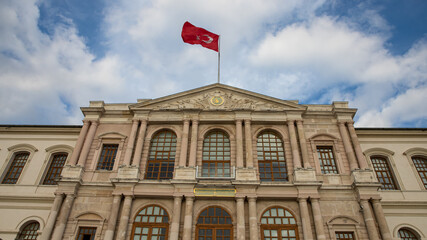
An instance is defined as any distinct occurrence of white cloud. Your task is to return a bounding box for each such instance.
[0,0,426,127]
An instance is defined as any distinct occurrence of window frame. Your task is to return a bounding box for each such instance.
[196,206,233,240]
[90,132,126,171]
[131,204,170,240]
[256,131,289,182]
[397,228,420,240]
[144,130,177,180]
[335,231,355,240]
[38,144,73,185]
[200,129,232,178]
[369,155,399,190]
[0,144,38,185]
[76,226,97,240]
[96,144,119,171]
[316,146,339,174]
[16,221,40,239]
[411,156,427,190]
[309,135,345,175]
[42,152,69,185]
[403,147,427,190]
[260,206,299,240]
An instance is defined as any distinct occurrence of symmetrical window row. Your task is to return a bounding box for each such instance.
[130,205,298,240]
[1,151,68,185]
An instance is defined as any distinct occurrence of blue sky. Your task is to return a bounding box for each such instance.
[1,0,426,127]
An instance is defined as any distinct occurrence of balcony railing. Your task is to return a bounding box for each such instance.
[196,166,235,180]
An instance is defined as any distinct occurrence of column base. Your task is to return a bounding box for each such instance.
[351,169,377,184]
[235,168,258,181]
[117,165,140,179]
[61,165,84,180]
[293,168,318,182]
[174,167,196,180]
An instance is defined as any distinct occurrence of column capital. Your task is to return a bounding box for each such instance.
[310,197,320,202]
[131,119,140,124]
[297,197,308,202]
[82,119,91,125]
[235,196,245,201]
[185,196,195,201]
[287,119,296,124]
[337,121,346,126]
[296,119,304,124]
[192,119,199,125]
[173,195,183,200]
[183,119,190,124]
[236,119,243,124]
[244,119,251,124]
[247,196,257,202]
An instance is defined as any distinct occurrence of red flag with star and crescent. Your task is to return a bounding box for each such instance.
[181,21,219,52]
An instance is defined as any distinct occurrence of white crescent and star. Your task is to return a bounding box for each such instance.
[196,34,213,44]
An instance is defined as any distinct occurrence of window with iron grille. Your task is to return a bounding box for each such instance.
[257,131,288,181]
[398,228,419,240]
[2,152,30,184]
[370,156,398,190]
[145,130,177,180]
[201,130,231,178]
[43,153,68,185]
[96,144,118,170]
[17,221,39,239]
[76,227,96,240]
[317,146,338,174]
[335,232,355,240]
[412,156,427,189]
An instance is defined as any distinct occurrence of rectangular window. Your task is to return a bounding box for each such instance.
[96,144,118,170]
[76,227,96,240]
[336,232,355,240]
[2,152,30,184]
[317,146,338,174]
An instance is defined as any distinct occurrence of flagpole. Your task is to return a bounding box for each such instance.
[218,35,220,84]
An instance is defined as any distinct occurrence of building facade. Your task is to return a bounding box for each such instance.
[0,84,426,240]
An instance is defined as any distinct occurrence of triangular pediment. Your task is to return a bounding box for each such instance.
[130,84,305,111]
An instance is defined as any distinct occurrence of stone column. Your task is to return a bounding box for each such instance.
[51,194,75,240]
[77,121,99,166]
[296,120,311,168]
[170,196,183,240]
[337,122,358,171]
[244,120,254,168]
[132,119,148,167]
[104,195,122,240]
[68,120,90,165]
[298,198,313,240]
[346,121,369,169]
[182,197,194,240]
[236,120,244,168]
[287,121,302,169]
[248,197,259,240]
[236,197,246,240]
[310,198,326,240]
[123,120,140,166]
[372,199,392,240]
[188,120,199,167]
[179,120,190,167]
[117,195,133,240]
[360,199,380,239]
[39,194,64,240]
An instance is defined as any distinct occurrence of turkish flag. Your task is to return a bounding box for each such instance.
[181,21,219,52]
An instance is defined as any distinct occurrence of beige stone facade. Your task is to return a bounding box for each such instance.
[0,84,426,240]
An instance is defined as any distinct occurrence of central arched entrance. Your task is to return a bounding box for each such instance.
[131,205,169,240]
[196,206,233,240]
[260,207,299,240]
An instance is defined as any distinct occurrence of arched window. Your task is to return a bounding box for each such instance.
[412,156,427,189]
[202,130,231,177]
[43,153,68,185]
[370,156,398,190]
[257,131,288,181]
[145,130,177,180]
[131,205,169,240]
[17,221,40,239]
[2,152,30,184]
[398,228,419,240]
[260,207,299,240]
[196,206,233,240]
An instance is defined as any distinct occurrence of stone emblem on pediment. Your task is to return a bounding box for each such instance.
[150,90,286,111]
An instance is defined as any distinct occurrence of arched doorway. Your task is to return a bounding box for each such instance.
[131,205,169,240]
[260,207,299,240]
[196,206,233,240]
